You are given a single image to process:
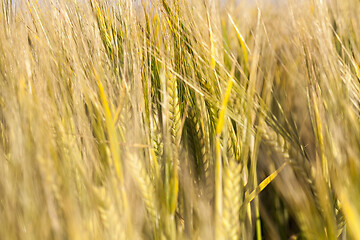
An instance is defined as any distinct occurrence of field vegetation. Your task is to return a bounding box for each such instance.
[1,0,360,239]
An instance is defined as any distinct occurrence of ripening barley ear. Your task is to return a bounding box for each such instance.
[92,184,127,240]
[127,153,160,237]
[223,156,242,240]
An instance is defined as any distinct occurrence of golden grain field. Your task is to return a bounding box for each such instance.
[0,0,359,239]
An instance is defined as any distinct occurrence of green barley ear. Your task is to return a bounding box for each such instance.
[167,71,181,215]
[150,100,163,179]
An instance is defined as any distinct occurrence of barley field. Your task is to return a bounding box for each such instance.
[0,0,359,239]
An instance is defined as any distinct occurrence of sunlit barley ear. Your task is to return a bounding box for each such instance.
[223,158,241,240]
[128,153,159,230]
[93,185,126,240]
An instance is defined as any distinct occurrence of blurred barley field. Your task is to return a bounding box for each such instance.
[1,0,360,239]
